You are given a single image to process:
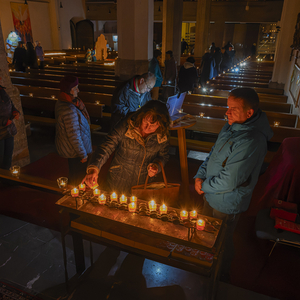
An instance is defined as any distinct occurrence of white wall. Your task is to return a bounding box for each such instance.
[28,1,53,49]
[57,0,85,49]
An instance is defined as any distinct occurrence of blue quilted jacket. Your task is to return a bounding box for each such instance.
[55,97,92,159]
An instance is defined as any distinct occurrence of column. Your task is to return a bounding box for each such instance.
[0,21,30,167]
[194,0,211,57]
[115,0,154,80]
[161,0,183,65]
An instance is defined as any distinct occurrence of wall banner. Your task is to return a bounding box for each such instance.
[10,2,33,43]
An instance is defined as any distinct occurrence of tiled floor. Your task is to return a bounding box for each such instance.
[0,125,279,300]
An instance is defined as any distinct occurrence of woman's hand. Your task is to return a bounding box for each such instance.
[147,163,158,177]
[83,168,98,188]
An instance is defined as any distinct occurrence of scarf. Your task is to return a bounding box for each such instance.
[58,92,90,123]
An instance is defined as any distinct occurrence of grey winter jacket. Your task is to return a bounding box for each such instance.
[55,99,92,159]
[0,87,19,140]
[88,118,169,195]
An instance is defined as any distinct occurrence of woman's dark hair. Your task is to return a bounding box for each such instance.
[130,100,170,136]
[154,49,162,59]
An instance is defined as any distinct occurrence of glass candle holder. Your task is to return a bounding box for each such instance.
[274,121,280,127]
[130,196,137,203]
[148,200,157,212]
[98,194,106,205]
[199,112,205,118]
[128,202,137,213]
[180,210,188,221]
[196,219,205,230]
[29,93,33,97]
[110,192,118,202]
[71,187,79,197]
[57,177,68,189]
[189,210,197,220]
[93,188,100,196]
[159,203,168,214]
[10,165,20,177]
[119,195,127,204]
[51,95,56,99]
[79,183,86,191]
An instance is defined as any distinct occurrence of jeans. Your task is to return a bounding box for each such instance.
[202,196,241,275]
[0,136,14,170]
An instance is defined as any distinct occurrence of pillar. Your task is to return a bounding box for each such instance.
[194,0,211,57]
[212,20,225,49]
[115,0,154,80]
[232,24,247,62]
[162,0,183,66]
[0,21,30,167]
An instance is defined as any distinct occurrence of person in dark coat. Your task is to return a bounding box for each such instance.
[213,47,222,77]
[26,42,38,69]
[181,39,188,54]
[220,47,231,72]
[13,41,26,72]
[35,41,45,69]
[111,72,156,128]
[200,50,215,87]
[0,83,20,170]
[162,50,177,101]
[178,56,198,93]
[83,100,170,196]
[149,49,163,100]
[55,76,92,186]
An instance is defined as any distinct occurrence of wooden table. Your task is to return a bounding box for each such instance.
[169,116,196,200]
[57,192,226,300]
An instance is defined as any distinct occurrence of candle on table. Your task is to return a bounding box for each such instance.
[159,203,168,214]
[274,121,280,127]
[128,202,137,213]
[130,196,137,203]
[189,210,197,219]
[51,95,56,99]
[79,183,86,191]
[119,194,127,204]
[71,187,79,197]
[110,192,118,202]
[10,165,20,177]
[196,219,205,230]
[148,200,157,212]
[180,210,188,221]
[98,194,106,205]
[93,188,100,196]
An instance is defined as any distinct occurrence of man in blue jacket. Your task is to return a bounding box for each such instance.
[111,72,156,128]
[194,87,273,279]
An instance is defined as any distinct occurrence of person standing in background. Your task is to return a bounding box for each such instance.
[13,41,26,72]
[162,50,177,102]
[149,50,163,100]
[55,76,92,186]
[35,41,44,69]
[26,41,38,69]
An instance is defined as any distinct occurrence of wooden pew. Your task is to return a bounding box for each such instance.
[11,71,121,87]
[210,79,269,88]
[208,83,284,95]
[27,68,118,79]
[16,85,112,106]
[11,76,116,95]
[45,65,115,75]
[184,94,291,113]
[182,103,297,128]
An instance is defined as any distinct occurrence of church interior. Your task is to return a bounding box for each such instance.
[0,0,300,299]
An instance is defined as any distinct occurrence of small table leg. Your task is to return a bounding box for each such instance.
[177,127,191,201]
[71,231,86,275]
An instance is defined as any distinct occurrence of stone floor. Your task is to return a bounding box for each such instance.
[0,125,278,300]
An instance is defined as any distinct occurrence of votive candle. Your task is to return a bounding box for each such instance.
[93,188,100,196]
[111,192,118,201]
[148,200,157,212]
[79,183,86,191]
[98,194,106,205]
[71,187,79,197]
[196,219,205,230]
[189,210,197,219]
[119,194,127,204]
[130,196,137,203]
[128,202,137,213]
[159,203,168,214]
[180,210,188,221]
